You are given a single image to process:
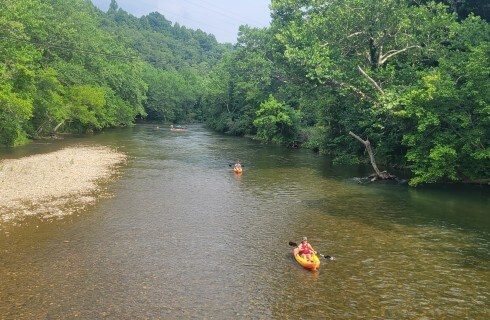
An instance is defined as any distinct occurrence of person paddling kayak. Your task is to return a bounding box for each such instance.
[297,237,316,262]
[233,160,243,173]
[290,237,321,270]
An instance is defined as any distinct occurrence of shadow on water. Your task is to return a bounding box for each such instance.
[276,149,490,235]
[329,181,489,234]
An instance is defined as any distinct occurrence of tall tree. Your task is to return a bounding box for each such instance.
[204,0,489,185]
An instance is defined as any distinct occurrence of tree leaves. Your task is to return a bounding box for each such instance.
[0,0,224,145]
[253,95,300,144]
[205,0,489,185]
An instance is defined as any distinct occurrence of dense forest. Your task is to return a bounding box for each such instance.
[205,0,489,186]
[0,0,226,146]
[1,0,488,186]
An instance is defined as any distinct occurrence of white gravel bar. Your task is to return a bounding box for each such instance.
[0,146,126,223]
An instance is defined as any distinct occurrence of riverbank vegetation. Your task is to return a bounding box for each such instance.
[1,0,488,186]
[204,0,489,186]
[0,0,226,146]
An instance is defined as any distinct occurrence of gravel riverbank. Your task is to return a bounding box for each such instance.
[0,146,126,223]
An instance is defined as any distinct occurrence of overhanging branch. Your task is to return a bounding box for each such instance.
[348,131,395,180]
[357,65,384,94]
[347,31,364,38]
[379,45,421,65]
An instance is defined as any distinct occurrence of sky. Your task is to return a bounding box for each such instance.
[91,0,271,43]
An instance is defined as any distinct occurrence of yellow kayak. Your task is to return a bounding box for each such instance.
[293,247,320,271]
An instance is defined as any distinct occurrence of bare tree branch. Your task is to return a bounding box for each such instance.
[379,45,421,65]
[347,31,364,38]
[349,131,394,180]
[53,120,65,133]
[348,131,383,177]
[357,65,384,94]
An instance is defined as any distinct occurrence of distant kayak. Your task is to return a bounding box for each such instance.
[293,247,320,271]
[170,125,187,132]
[233,167,243,174]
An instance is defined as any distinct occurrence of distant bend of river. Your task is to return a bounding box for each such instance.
[0,124,488,319]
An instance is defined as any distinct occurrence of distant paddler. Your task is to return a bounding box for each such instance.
[230,160,243,174]
[170,125,187,132]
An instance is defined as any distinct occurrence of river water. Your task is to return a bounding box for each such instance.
[0,124,488,319]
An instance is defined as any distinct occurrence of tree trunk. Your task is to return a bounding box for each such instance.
[348,131,395,181]
[368,37,379,69]
[52,120,65,134]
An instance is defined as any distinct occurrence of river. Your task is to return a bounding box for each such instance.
[0,124,488,319]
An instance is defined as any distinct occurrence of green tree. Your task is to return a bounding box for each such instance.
[0,83,33,146]
[0,0,44,145]
[205,0,488,185]
[268,0,489,184]
[253,95,300,144]
[396,16,490,185]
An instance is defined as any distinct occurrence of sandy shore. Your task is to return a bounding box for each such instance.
[0,146,126,223]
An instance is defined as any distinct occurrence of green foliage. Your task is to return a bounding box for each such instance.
[0,83,33,146]
[204,0,489,185]
[0,0,224,145]
[1,0,488,186]
[204,27,286,136]
[421,0,490,21]
[408,145,458,185]
[101,4,226,124]
[253,95,300,144]
[144,66,202,123]
[299,126,326,153]
[30,68,65,137]
[395,16,490,184]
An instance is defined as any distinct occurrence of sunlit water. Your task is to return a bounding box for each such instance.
[1,125,488,319]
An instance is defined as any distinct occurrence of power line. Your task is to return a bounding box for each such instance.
[157,7,236,33]
[162,13,225,32]
[185,0,266,26]
[156,1,269,39]
[178,0,263,26]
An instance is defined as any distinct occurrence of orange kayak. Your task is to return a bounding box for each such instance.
[233,167,243,174]
[293,247,320,271]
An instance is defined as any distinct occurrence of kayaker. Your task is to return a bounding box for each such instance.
[298,237,316,262]
[233,160,242,170]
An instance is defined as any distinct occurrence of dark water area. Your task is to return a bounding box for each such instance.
[1,124,488,319]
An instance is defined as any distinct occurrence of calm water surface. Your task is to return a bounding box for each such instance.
[0,125,489,319]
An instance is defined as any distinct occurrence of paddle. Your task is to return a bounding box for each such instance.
[228,163,245,167]
[289,241,335,260]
